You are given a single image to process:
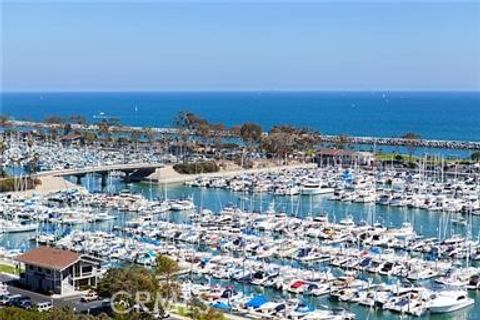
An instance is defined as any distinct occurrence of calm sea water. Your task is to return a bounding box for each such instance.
[1,91,480,141]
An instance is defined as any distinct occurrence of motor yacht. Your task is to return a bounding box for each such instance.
[428,290,474,313]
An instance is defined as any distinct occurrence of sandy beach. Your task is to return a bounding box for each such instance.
[7,176,82,196]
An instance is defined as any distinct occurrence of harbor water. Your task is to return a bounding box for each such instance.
[2,175,480,319]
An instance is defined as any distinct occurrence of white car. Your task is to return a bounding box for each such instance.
[36,301,53,312]
[81,290,98,302]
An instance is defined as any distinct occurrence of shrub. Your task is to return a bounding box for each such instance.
[173,161,219,174]
[0,178,36,192]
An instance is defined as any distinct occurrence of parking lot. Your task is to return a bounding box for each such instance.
[0,273,106,314]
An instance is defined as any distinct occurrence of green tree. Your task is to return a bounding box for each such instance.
[97,266,162,319]
[335,134,351,150]
[262,130,294,164]
[82,131,98,145]
[239,123,262,150]
[196,308,226,320]
[63,123,72,135]
[186,298,225,320]
[0,306,110,320]
[44,116,65,125]
[229,125,241,137]
[98,121,111,141]
[69,115,87,126]
[211,123,225,149]
[401,132,422,161]
[173,111,194,162]
[154,255,180,306]
[471,151,480,162]
[0,115,9,126]
[97,266,158,299]
[144,128,156,144]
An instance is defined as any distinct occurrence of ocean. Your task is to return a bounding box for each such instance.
[1,91,480,141]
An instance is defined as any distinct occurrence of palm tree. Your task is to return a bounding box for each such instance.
[98,121,110,140]
[0,139,6,178]
[27,153,40,175]
[144,128,156,144]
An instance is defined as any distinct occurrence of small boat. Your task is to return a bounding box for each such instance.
[0,220,38,233]
[428,290,474,313]
[170,199,195,211]
[301,179,334,195]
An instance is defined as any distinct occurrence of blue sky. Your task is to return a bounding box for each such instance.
[2,1,479,91]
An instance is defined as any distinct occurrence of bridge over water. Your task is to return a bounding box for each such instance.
[35,163,164,186]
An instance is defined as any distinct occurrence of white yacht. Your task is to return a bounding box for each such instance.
[301,179,334,195]
[0,219,38,233]
[170,199,195,211]
[428,290,474,313]
[90,212,116,222]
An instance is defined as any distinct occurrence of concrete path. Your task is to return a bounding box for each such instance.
[146,163,317,185]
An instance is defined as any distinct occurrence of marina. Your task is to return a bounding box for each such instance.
[1,110,480,320]
[1,159,480,318]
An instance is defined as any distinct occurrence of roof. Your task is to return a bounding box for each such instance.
[16,246,81,271]
[317,148,356,157]
[60,133,83,141]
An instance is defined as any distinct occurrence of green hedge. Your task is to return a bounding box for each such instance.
[173,161,220,174]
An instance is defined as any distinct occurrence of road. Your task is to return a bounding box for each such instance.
[0,273,181,319]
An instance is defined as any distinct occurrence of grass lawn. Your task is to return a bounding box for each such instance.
[0,263,21,275]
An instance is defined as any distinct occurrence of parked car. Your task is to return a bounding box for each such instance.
[16,297,32,309]
[9,295,29,306]
[36,301,53,312]
[0,294,22,306]
[153,312,171,319]
[81,290,98,302]
[0,294,11,306]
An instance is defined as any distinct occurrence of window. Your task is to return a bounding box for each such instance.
[82,265,93,274]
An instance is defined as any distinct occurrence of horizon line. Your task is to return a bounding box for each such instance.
[2,88,480,94]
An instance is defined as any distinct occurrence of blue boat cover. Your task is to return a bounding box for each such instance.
[212,301,232,311]
[246,295,268,308]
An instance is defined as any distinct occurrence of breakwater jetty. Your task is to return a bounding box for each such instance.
[320,134,480,150]
[5,120,480,151]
